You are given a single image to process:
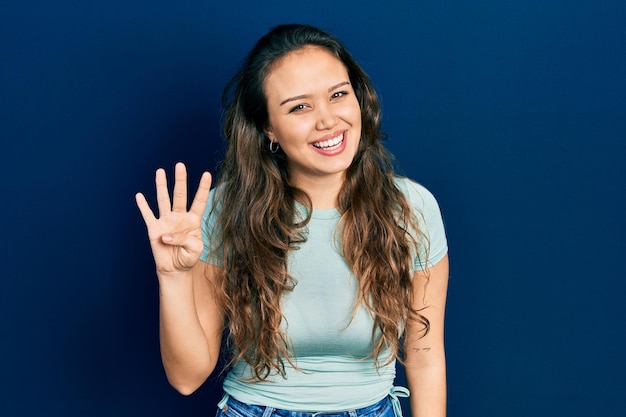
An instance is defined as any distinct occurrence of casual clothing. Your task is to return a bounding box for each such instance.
[200,177,448,412]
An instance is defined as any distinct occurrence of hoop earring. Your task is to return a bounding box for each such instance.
[269,141,280,153]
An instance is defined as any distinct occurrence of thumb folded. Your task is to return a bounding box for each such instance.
[161,232,194,246]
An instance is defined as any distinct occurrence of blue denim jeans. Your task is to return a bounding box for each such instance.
[215,387,409,417]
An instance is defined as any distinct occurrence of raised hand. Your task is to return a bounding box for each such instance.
[135,162,212,275]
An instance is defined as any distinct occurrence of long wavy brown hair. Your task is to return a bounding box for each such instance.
[209,24,429,381]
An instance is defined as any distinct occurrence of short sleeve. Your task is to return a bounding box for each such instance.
[199,187,224,267]
[395,177,448,271]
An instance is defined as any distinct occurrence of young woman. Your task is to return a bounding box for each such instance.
[136,24,449,417]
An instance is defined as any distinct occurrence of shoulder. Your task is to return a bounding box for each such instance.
[393,176,441,213]
[395,176,448,269]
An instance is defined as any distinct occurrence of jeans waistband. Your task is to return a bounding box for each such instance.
[218,386,409,417]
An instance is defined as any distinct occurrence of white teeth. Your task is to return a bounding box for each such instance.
[313,133,343,149]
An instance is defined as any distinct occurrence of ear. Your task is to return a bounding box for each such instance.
[264,125,276,142]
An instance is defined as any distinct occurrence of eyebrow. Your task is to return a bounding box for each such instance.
[279,81,351,106]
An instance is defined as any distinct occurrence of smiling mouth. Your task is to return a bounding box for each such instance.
[312,132,344,150]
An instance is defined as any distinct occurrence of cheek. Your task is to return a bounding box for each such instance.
[342,99,362,124]
[273,118,311,142]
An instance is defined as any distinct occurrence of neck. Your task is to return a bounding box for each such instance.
[291,173,343,210]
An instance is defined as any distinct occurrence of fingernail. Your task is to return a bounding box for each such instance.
[162,234,173,243]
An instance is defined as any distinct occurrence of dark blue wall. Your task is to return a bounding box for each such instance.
[1,1,624,416]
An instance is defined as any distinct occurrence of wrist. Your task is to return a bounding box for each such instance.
[157,269,193,284]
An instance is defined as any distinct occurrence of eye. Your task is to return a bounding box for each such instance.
[289,104,308,113]
[331,91,349,100]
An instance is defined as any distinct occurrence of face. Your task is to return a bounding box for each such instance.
[264,46,362,187]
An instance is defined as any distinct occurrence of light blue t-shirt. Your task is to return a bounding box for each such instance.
[200,177,448,411]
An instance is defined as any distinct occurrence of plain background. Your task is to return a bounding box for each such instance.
[1,1,624,416]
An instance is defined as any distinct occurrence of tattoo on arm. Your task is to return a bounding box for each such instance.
[412,347,431,352]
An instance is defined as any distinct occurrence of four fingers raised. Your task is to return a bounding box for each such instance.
[136,163,212,221]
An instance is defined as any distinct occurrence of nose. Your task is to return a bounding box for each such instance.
[315,103,338,130]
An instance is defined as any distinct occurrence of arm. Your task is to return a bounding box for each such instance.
[136,163,225,395]
[404,254,449,417]
[158,261,225,394]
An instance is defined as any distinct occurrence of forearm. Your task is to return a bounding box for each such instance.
[158,272,217,394]
[406,357,447,417]
[406,255,449,416]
